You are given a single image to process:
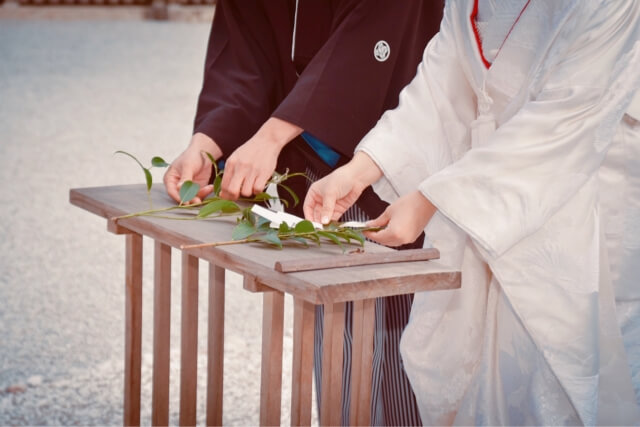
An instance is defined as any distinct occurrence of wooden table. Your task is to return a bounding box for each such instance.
[70,184,460,426]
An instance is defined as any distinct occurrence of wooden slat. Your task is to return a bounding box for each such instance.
[152,241,171,427]
[206,264,225,426]
[179,253,199,426]
[275,248,440,273]
[260,290,285,426]
[290,298,315,426]
[349,299,375,426]
[124,233,143,427]
[320,302,346,426]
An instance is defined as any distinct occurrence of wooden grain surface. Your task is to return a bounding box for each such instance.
[179,253,199,426]
[320,302,346,426]
[260,291,285,426]
[207,264,225,427]
[124,233,142,427]
[151,241,171,427]
[70,185,460,304]
[349,299,375,426]
[290,298,315,426]
[275,247,440,273]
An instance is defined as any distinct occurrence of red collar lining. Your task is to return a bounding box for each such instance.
[470,0,532,70]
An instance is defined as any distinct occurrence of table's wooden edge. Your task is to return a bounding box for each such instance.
[70,187,324,302]
[70,186,462,306]
[315,271,461,304]
[70,187,130,222]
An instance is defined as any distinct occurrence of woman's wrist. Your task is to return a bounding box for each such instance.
[349,151,384,190]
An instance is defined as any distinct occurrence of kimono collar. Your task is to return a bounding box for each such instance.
[459,0,582,114]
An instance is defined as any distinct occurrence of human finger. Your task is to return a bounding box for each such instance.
[319,191,337,225]
[196,184,214,201]
[254,169,272,195]
[240,171,258,197]
[303,189,319,220]
[220,163,243,200]
[163,166,182,203]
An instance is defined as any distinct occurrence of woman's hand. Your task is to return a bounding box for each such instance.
[303,151,383,224]
[364,190,437,247]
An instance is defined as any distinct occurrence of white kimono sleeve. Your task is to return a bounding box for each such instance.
[356,1,476,205]
[420,1,640,259]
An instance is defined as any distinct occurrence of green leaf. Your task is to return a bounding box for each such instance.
[114,150,146,170]
[151,156,169,168]
[240,207,254,223]
[115,151,152,190]
[317,231,344,250]
[301,234,321,245]
[333,231,351,244]
[202,151,219,177]
[277,183,299,207]
[289,236,309,247]
[197,199,240,218]
[256,216,271,229]
[232,222,257,240]
[179,181,200,204]
[203,151,216,164]
[213,175,222,196]
[278,222,292,233]
[251,192,273,202]
[344,229,366,246]
[255,231,283,249]
[143,168,153,192]
[294,220,316,233]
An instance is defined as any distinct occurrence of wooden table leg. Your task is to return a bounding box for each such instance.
[207,264,225,426]
[320,302,346,426]
[179,253,199,426]
[260,290,285,426]
[349,299,375,426]
[152,241,171,426]
[124,233,143,427]
[290,298,315,426]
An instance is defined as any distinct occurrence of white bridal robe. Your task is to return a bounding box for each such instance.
[356,0,640,425]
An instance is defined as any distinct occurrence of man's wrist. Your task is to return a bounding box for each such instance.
[258,117,303,150]
[191,132,223,159]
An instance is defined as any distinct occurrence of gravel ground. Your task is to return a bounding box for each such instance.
[0,19,312,426]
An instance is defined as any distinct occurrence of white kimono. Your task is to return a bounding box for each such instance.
[356,0,640,425]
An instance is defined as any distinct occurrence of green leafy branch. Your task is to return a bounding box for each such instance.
[114,150,378,252]
[113,151,306,222]
[181,207,383,252]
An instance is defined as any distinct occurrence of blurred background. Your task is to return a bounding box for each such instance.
[0,3,307,425]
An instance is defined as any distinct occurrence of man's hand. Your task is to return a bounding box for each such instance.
[163,132,222,204]
[219,117,302,200]
[364,190,437,247]
[303,152,383,224]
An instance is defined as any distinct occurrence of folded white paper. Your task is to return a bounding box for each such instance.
[250,205,323,229]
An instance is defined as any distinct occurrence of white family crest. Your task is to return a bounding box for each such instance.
[374,40,390,62]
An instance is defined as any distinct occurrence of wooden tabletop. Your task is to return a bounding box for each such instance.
[70,184,460,304]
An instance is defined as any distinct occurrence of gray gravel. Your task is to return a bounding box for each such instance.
[0,20,313,426]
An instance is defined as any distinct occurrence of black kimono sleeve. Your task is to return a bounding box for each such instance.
[272,0,444,157]
[193,2,289,157]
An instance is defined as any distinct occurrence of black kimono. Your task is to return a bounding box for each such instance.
[193,1,444,425]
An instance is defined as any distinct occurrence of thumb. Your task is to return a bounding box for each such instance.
[366,211,390,229]
[320,192,337,225]
[197,184,214,200]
